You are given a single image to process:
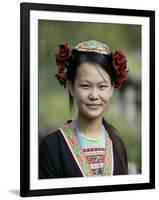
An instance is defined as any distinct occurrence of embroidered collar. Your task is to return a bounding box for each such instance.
[59,120,114,176]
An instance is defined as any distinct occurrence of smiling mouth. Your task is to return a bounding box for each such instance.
[86,104,102,108]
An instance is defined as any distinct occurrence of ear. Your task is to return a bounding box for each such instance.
[68,81,75,97]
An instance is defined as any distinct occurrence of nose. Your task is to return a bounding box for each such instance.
[88,88,99,100]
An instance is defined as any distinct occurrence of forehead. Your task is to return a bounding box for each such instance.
[76,62,111,83]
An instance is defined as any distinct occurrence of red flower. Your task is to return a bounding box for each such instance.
[55,70,67,87]
[112,50,128,88]
[112,50,127,70]
[115,71,128,88]
[55,42,72,68]
[54,42,72,87]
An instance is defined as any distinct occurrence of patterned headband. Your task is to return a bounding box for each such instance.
[74,40,112,55]
[54,40,128,88]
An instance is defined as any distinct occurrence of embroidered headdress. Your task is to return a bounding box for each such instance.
[54,40,128,88]
[74,40,111,55]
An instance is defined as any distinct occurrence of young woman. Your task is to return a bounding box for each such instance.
[39,40,128,178]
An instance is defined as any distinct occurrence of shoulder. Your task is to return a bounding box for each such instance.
[39,129,65,178]
[39,129,65,150]
[41,129,61,142]
[40,120,73,146]
[39,128,69,164]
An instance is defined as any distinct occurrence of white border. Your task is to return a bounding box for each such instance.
[30,10,150,190]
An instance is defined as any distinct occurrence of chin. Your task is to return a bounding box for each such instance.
[82,110,103,120]
[78,104,105,120]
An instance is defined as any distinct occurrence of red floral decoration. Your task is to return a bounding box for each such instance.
[55,70,68,87]
[112,50,128,88]
[54,42,72,87]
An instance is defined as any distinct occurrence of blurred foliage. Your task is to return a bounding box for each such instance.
[38,20,141,172]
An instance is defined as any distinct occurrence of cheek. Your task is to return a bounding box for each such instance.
[74,89,88,102]
[100,91,112,104]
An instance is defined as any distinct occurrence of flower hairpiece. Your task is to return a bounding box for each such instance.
[112,50,128,88]
[54,42,72,87]
[54,40,128,88]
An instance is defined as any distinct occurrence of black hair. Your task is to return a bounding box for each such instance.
[65,49,128,174]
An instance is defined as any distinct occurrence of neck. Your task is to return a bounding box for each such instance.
[75,113,103,139]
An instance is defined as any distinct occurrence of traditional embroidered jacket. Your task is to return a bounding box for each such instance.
[39,120,128,178]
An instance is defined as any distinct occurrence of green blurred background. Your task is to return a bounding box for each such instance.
[38,20,141,174]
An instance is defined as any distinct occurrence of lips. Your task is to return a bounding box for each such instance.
[86,104,101,106]
[86,103,102,109]
[87,103,102,106]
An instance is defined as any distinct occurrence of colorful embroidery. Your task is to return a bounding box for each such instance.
[83,147,105,176]
[60,122,93,176]
[60,121,113,176]
[103,132,114,175]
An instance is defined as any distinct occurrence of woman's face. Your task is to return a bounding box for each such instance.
[69,62,114,120]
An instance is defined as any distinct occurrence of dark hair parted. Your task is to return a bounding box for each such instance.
[66,49,115,112]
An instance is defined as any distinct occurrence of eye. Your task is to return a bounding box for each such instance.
[80,84,90,89]
[99,85,108,89]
